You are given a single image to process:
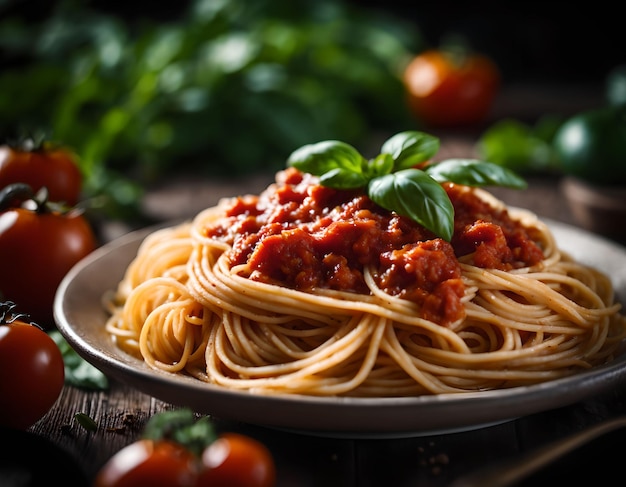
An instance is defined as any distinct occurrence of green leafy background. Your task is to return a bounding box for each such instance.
[0,0,423,218]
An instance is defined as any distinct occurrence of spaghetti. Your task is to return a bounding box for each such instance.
[105,168,626,396]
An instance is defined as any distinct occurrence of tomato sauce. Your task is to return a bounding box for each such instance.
[203,168,544,325]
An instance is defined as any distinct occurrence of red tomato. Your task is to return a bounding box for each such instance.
[93,440,197,487]
[403,49,500,127]
[0,142,83,206]
[0,191,97,327]
[93,409,277,487]
[197,433,276,487]
[0,307,65,429]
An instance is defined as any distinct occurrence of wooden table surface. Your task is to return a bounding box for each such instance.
[9,132,626,487]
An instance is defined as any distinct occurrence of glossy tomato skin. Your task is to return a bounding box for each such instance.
[94,440,197,487]
[0,320,65,429]
[197,433,276,487]
[404,49,499,127]
[0,145,83,206]
[0,208,97,327]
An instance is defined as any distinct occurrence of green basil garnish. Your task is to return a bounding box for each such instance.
[288,131,527,241]
[425,158,527,188]
[369,169,454,240]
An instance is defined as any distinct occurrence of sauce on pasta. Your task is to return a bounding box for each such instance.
[105,168,626,397]
[203,167,543,325]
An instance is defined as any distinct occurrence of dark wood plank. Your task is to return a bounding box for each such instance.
[29,379,357,486]
[354,421,520,486]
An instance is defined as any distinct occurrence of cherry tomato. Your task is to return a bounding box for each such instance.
[0,141,83,206]
[0,185,97,327]
[403,48,500,127]
[94,410,277,487]
[197,433,276,487]
[93,439,197,487]
[0,303,65,429]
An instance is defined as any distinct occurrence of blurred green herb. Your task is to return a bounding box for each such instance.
[476,116,563,174]
[49,330,109,390]
[74,412,98,432]
[142,408,217,457]
[476,64,626,178]
[0,0,421,219]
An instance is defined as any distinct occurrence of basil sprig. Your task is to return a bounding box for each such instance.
[287,131,527,241]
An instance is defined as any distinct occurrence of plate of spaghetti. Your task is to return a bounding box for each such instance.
[55,132,626,437]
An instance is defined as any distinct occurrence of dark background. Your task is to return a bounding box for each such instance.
[2,0,624,87]
[113,1,624,86]
[364,1,625,86]
[355,1,625,88]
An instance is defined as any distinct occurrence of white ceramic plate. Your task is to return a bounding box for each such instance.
[54,220,626,438]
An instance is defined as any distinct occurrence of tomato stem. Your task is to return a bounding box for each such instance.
[142,409,218,458]
[0,182,67,215]
[5,131,48,152]
[0,183,35,211]
[0,300,38,328]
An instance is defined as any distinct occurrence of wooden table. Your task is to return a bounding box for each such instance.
[13,135,626,486]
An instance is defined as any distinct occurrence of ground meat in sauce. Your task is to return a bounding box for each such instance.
[447,184,545,269]
[203,167,544,326]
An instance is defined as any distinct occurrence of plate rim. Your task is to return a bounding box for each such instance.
[54,219,626,437]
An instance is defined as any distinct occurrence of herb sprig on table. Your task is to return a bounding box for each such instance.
[288,131,527,241]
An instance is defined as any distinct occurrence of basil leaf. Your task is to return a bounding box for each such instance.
[368,169,454,241]
[287,140,365,177]
[320,167,369,189]
[366,153,395,179]
[285,131,528,240]
[380,131,440,171]
[426,158,528,189]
